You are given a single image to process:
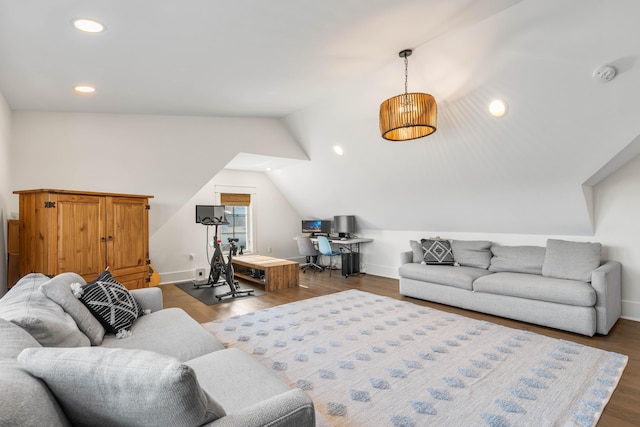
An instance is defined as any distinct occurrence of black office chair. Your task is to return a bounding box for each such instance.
[297,235,323,273]
[317,236,341,277]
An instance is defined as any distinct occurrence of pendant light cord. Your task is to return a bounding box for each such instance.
[404,54,409,95]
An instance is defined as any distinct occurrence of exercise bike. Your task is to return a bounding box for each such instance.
[194,212,254,301]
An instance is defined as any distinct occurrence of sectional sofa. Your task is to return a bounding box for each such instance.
[0,272,315,427]
[399,238,622,336]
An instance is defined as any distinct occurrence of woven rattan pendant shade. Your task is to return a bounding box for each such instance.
[379,92,437,141]
[379,49,437,141]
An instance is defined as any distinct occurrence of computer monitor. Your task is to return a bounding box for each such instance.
[334,215,355,238]
[301,220,331,236]
[195,205,229,225]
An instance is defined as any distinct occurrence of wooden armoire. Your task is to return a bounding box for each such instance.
[14,189,153,289]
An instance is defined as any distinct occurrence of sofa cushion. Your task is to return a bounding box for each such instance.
[0,358,71,427]
[186,348,292,413]
[18,347,226,427]
[0,273,90,347]
[451,240,492,269]
[420,238,454,265]
[100,307,225,362]
[0,318,42,358]
[542,239,602,283]
[399,263,493,291]
[473,272,596,307]
[80,270,143,334]
[489,245,546,275]
[39,272,105,346]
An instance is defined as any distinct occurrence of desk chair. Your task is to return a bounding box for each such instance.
[317,236,341,277]
[297,235,323,273]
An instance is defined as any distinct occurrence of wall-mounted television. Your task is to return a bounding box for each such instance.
[195,205,229,225]
[301,219,331,236]
[334,215,355,237]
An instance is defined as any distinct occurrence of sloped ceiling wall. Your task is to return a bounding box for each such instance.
[272,0,640,236]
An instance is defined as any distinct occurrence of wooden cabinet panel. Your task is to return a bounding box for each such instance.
[107,197,149,279]
[56,194,105,280]
[14,189,153,289]
[7,219,20,288]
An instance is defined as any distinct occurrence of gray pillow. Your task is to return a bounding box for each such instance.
[542,239,602,283]
[39,272,105,346]
[489,245,546,275]
[0,359,71,427]
[18,347,226,427]
[451,240,492,269]
[0,318,42,359]
[0,273,90,347]
[409,240,423,263]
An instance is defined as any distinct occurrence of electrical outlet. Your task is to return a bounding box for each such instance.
[196,268,205,279]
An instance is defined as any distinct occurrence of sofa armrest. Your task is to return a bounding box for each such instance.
[129,287,163,313]
[400,251,413,265]
[205,389,315,427]
[591,261,622,335]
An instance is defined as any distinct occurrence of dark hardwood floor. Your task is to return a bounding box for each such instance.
[160,271,640,426]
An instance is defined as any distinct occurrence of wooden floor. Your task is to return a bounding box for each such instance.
[160,271,640,427]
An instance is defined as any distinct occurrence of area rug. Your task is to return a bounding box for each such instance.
[203,290,627,427]
[174,281,263,306]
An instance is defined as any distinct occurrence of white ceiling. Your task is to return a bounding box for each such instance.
[3,0,640,236]
[0,0,523,118]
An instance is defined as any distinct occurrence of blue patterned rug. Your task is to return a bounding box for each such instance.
[203,290,627,427]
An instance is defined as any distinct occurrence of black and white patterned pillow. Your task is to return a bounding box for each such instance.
[80,270,142,335]
[420,239,455,265]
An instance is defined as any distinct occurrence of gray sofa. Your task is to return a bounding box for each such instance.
[399,238,622,336]
[0,273,315,427]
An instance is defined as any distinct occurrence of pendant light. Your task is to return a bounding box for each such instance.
[379,49,437,141]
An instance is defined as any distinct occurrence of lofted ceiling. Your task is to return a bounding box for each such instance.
[2,0,640,236]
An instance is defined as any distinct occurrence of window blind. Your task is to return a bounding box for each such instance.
[221,193,251,206]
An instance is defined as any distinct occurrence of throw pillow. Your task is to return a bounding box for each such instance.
[420,238,454,265]
[542,239,602,283]
[80,270,143,335]
[0,359,71,427]
[489,245,546,275]
[409,240,424,263]
[0,318,42,359]
[0,273,90,347]
[18,347,226,427]
[39,272,105,346]
[450,240,492,269]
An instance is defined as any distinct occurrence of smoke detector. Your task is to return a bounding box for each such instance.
[593,65,616,82]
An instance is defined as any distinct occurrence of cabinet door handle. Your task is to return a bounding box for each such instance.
[108,236,113,241]
[101,237,107,242]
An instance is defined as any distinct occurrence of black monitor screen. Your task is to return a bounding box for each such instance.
[196,205,229,225]
[301,220,331,235]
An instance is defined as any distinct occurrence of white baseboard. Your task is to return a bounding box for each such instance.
[364,264,398,279]
[621,299,640,322]
[159,270,198,285]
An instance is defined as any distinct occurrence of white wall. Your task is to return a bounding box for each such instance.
[0,90,11,296]
[9,112,309,234]
[151,169,302,284]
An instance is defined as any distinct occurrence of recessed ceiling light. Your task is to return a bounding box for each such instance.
[72,18,105,33]
[74,85,95,93]
[489,99,508,118]
[333,145,344,155]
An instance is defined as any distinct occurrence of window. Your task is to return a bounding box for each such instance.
[220,193,251,252]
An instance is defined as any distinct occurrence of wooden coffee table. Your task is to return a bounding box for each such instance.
[231,255,299,291]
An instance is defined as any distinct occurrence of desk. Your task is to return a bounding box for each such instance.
[309,236,374,277]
